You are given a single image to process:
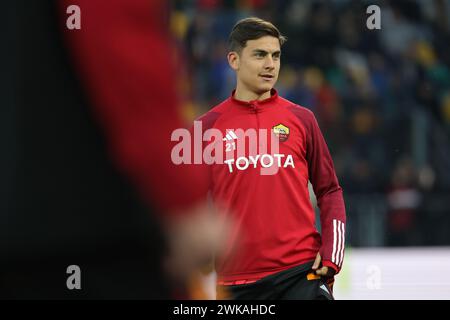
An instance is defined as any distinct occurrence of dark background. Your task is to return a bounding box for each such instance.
[170,0,450,248]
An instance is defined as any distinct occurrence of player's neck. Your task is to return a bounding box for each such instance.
[234,86,271,102]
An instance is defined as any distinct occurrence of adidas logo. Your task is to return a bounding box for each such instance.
[320,284,330,295]
[223,130,238,141]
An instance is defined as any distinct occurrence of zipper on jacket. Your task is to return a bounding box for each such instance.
[250,103,260,130]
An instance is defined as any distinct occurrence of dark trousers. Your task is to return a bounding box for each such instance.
[219,262,334,300]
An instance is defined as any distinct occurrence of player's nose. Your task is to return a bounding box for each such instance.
[264,56,275,70]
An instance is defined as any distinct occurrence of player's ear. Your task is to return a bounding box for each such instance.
[227,51,239,71]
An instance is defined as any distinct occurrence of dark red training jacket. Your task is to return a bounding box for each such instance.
[196,89,346,283]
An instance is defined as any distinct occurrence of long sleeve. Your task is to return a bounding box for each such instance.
[305,110,346,274]
[58,0,209,213]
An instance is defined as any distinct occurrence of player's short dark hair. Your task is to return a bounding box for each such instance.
[228,17,287,53]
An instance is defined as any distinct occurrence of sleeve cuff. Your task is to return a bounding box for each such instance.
[322,260,340,275]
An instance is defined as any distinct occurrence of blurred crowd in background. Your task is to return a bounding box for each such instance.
[170,0,450,247]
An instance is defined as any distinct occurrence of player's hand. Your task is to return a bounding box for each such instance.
[312,253,336,277]
[163,202,232,283]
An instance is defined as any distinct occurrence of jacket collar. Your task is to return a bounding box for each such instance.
[230,88,278,109]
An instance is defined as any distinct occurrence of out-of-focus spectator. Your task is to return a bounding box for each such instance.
[386,156,422,246]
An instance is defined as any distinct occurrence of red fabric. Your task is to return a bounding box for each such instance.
[58,0,209,214]
[196,90,346,282]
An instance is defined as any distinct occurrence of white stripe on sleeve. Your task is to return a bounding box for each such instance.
[332,219,337,264]
[339,222,345,267]
[336,220,342,266]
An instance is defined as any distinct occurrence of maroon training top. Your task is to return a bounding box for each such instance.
[196,89,346,283]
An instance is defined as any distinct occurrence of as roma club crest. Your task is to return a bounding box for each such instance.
[272,124,290,142]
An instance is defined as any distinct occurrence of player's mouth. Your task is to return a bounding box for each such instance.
[260,74,274,81]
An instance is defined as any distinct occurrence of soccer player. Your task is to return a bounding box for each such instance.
[195,17,347,300]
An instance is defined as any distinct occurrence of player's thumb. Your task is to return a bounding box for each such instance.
[312,253,321,270]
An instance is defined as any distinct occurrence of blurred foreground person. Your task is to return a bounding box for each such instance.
[0,0,227,299]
